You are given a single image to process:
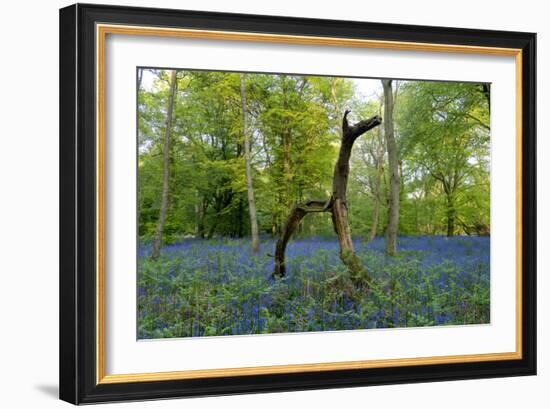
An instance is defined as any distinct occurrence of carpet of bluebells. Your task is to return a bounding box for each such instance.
[137,236,490,339]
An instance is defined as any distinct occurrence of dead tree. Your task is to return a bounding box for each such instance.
[273,110,382,284]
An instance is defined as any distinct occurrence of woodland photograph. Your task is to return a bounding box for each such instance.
[137,67,491,339]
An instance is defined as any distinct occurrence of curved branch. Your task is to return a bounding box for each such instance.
[297,198,333,212]
[273,198,333,277]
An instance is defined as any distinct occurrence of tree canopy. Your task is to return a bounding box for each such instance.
[138,69,490,252]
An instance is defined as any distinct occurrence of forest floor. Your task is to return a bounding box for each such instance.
[137,236,490,339]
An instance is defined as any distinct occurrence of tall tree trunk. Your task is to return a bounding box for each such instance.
[382,79,400,256]
[240,74,260,253]
[368,155,384,242]
[368,118,384,242]
[273,111,382,285]
[151,70,177,259]
[446,193,456,237]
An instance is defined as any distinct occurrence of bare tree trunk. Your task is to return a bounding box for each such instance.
[368,156,384,242]
[368,115,384,242]
[273,111,382,284]
[151,70,177,259]
[273,199,332,276]
[331,112,367,278]
[382,79,400,256]
[240,74,260,253]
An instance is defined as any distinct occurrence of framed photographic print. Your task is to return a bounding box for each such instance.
[59,3,536,404]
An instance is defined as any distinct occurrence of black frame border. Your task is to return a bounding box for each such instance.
[59,3,536,404]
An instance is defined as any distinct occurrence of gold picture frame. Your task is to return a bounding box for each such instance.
[60,3,536,404]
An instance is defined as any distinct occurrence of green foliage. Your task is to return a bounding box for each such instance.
[396,81,490,236]
[138,69,490,247]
